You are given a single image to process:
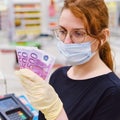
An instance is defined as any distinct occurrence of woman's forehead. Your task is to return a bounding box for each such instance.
[59,9,85,29]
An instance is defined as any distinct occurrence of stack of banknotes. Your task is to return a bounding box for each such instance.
[16,46,55,80]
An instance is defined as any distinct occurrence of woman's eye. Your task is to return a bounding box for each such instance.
[59,30,66,35]
[74,31,85,37]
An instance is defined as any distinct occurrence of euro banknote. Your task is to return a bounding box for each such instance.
[16,46,55,80]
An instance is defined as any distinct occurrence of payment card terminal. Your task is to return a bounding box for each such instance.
[0,94,33,120]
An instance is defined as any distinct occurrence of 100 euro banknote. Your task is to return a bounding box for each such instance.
[16,46,55,80]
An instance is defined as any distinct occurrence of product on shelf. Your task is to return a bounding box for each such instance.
[9,1,42,42]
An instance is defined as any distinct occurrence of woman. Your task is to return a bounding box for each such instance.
[16,0,120,120]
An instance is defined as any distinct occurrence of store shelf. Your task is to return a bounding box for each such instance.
[9,0,42,42]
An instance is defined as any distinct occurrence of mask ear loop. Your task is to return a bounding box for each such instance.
[99,28,109,46]
[90,39,98,55]
[90,39,97,45]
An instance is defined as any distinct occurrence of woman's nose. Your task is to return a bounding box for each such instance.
[63,33,73,44]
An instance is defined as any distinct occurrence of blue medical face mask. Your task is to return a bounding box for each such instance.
[57,41,96,65]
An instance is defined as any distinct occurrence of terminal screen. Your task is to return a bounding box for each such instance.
[0,98,17,110]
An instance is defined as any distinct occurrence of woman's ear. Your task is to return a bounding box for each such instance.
[101,28,110,45]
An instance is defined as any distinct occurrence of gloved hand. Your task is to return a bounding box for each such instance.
[15,69,63,120]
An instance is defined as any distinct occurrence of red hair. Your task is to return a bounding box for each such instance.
[62,0,113,70]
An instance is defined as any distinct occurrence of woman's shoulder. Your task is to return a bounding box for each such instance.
[106,72,120,94]
[95,72,120,96]
[84,72,120,96]
[93,72,120,86]
[105,72,120,87]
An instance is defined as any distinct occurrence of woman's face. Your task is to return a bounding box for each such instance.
[58,9,99,52]
[59,9,87,44]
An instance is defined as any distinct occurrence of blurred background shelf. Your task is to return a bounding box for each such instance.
[0,0,120,96]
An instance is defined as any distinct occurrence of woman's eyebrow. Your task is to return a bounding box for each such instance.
[58,25,86,31]
[58,25,67,30]
[72,28,86,30]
